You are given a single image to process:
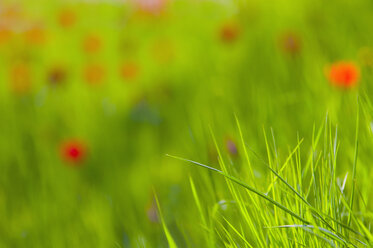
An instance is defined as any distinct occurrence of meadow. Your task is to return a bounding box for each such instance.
[1,0,373,247]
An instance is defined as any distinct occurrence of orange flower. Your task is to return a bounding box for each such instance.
[58,9,76,28]
[0,28,12,44]
[0,5,23,20]
[10,63,31,94]
[83,63,105,85]
[24,26,46,45]
[60,139,87,165]
[83,34,102,54]
[120,62,139,81]
[327,61,360,89]
[219,21,240,44]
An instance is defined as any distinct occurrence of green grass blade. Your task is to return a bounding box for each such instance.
[154,193,178,248]
[348,99,359,226]
[166,154,311,225]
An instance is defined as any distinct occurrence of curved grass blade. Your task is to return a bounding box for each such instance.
[166,154,311,225]
[264,225,349,247]
[349,99,359,226]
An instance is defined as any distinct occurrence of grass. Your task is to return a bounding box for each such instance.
[166,111,371,247]
[1,0,373,247]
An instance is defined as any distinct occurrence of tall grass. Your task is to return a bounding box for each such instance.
[165,106,372,247]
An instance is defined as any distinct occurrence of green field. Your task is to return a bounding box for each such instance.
[1,0,373,247]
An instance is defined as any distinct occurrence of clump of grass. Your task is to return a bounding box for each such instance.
[164,111,372,247]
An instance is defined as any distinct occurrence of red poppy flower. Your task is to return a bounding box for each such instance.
[60,140,87,165]
[219,21,240,44]
[120,62,139,81]
[327,61,360,89]
[83,34,102,54]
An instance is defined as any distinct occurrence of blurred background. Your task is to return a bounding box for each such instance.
[1,0,373,247]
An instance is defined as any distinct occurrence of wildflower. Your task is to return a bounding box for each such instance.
[219,21,240,44]
[278,31,301,55]
[146,198,159,223]
[24,26,46,45]
[0,5,23,27]
[327,61,360,89]
[48,66,67,85]
[120,61,139,81]
[83,34,102,54]
[0,28,12,44]
[225,137,238,157]
[134,0,168,16]
[60,139,87,165]
[83,63,105,85]
[10,63,31,94]
[58,8,76,28]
